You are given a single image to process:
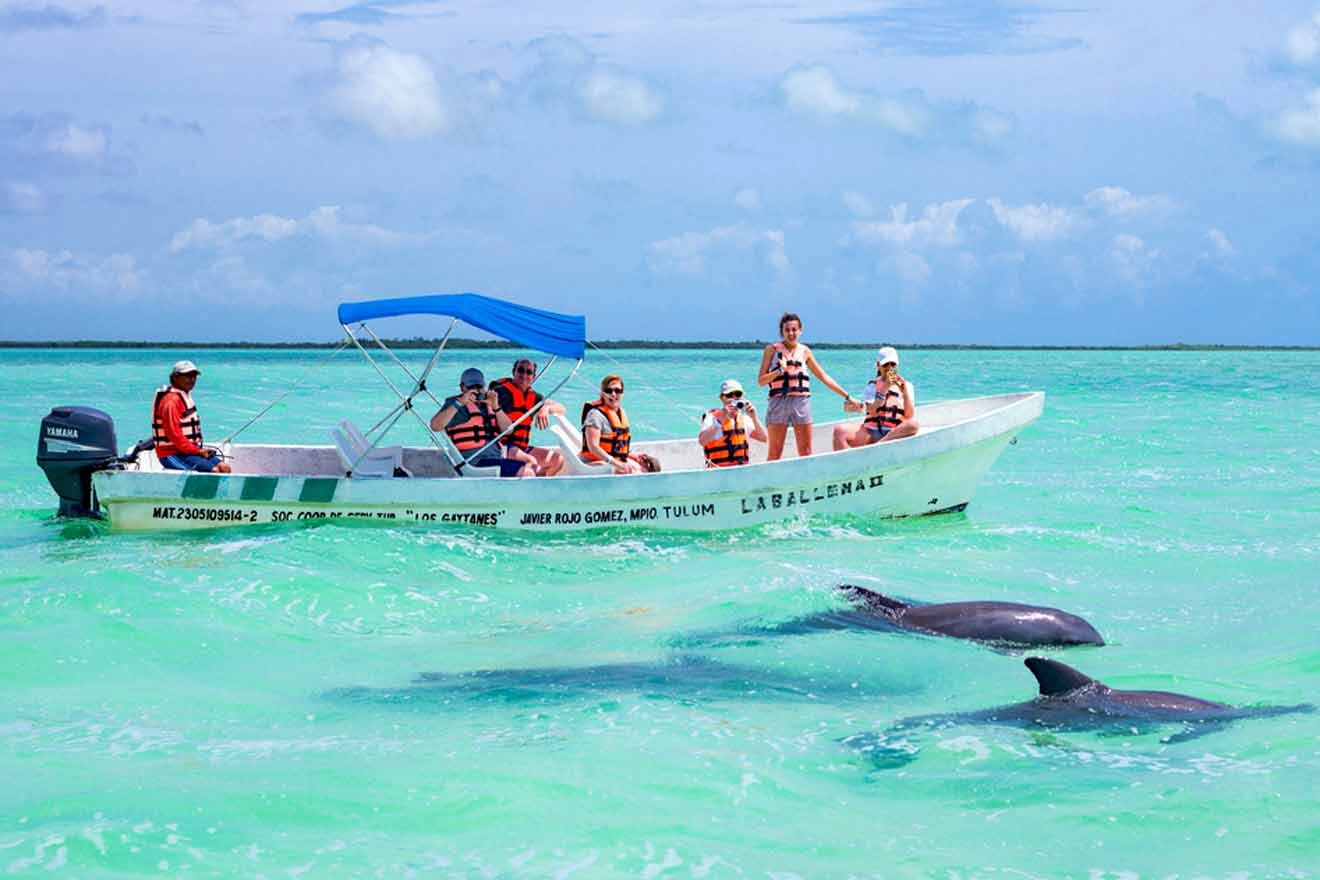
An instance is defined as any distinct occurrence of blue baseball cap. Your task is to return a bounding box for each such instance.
[460,367,485,387]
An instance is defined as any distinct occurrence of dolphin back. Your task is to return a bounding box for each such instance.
[901,601,1106,647]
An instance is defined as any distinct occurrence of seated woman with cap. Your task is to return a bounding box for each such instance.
[697,379,767,467]
[832,347,919,451]
[430,367,536,477]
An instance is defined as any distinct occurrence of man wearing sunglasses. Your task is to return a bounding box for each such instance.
[430,367,534,477]
[489,358,566,476]
[698,378,767,467]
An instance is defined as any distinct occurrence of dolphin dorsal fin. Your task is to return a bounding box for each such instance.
[838,585,908,619]
[1025,657,1095,696]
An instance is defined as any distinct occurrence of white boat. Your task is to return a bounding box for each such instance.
[36,294,1043,533]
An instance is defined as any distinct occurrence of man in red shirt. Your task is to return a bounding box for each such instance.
[152,360,231,473]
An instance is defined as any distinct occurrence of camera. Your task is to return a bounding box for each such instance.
[733,400,749,411]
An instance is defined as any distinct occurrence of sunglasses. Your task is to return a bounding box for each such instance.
[463,384,484,391]
[514,367,536,376]
[722,391,743,399]
[603,387,624,395]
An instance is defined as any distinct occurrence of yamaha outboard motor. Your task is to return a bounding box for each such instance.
[36,406,121,518]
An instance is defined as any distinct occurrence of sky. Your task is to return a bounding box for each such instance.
[3,1,1320,345]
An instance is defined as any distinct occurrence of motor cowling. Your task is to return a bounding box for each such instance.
[36,406,120,518]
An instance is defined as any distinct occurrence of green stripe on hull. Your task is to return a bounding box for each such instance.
[240,476,278,501]
[298,478,338,503]
[181,475,221,499]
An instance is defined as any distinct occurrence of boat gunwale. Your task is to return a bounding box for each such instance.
[91,391,1043,508]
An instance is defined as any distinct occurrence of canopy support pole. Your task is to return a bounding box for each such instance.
[361,320,454,431]
[342,323,464,471]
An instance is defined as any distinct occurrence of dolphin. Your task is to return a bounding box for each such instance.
[843,657,1314,766]
[672,585,1104,650]
[835,585,1106,647]
[328,654,916,708]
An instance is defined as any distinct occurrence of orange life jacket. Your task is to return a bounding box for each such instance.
[702,408,749,467]
[864,381,906,432]
[768,342,810,397]
[445,401,499,453]
[490,377,542,450]
[151,386,203,458]
[580,399,631,462]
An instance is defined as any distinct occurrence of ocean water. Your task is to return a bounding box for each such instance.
[2,347,1318,878]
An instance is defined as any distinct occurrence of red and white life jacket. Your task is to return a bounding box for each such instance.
[151,386,203,458]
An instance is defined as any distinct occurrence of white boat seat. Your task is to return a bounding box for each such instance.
[331,419,412,478]
[549,413,609,476]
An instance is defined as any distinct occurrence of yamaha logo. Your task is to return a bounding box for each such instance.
[45,426,79,439]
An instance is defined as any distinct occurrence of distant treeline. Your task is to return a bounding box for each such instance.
[0,339,1316,352]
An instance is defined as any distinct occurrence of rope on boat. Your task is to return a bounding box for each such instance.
[585,341,707,429]
[219,338,352,445]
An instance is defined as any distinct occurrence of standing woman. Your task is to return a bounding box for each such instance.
[758,312,857,460]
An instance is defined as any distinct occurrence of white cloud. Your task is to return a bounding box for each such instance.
[328,43,447,140]
[1285,11,1320,64]
[842,191,873,217]
[8,248,141,294]
[579,71,662,125]
[1109,233,1159,284]
[987,197,1079,241]
[781,66,860,119]
[2,181,47,214]
[888,251,932,286]
[973,109,1014,142]
[1204,228,1237,259]
[196,255,277,301]
[170,213,300,253]
[44,122,107,160]
[1277,88,1320,146]
[169,206,413,253]
[734,187,761,211]
[1084,186,1176,218]
[648,225,789,278]
[517,36,663,127]
[780,66,926,135]
[854,199,974,247]
[302,206,410,246]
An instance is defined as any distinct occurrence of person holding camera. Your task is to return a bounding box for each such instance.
[833,347,919,450]
[430,367,535,477]
[698,379,767,468]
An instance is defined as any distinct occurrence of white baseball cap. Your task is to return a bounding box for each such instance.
[719,378,745,396]
[171,360,201,376]
[876,346,899,366]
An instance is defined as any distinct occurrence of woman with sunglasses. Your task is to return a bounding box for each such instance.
[489,357,567,476]
[697,378,767,467]
[832,346,918,450]
[758,312,857,460]
[580,374,650,474]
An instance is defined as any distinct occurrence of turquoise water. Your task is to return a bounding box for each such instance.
[3,347,1318,877]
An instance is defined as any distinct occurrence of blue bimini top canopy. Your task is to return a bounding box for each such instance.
[337,293,586,360]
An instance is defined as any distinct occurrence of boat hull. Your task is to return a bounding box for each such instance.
[93,392,1042,533]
